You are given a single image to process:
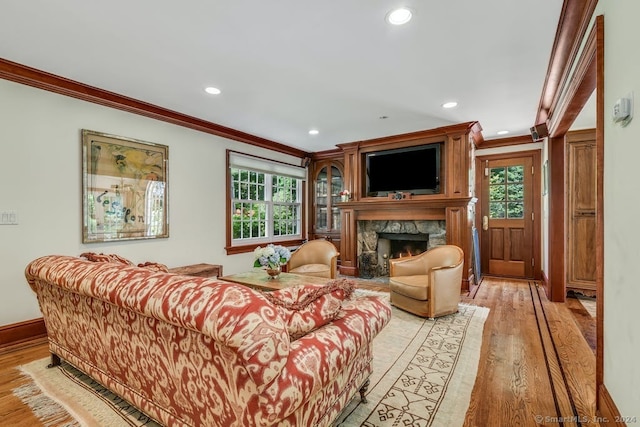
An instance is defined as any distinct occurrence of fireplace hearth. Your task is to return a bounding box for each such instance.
[357,220,446,277]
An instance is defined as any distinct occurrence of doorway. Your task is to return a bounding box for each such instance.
[476,151,541,280]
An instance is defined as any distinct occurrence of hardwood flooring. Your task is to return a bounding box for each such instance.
[0,277,597,427]
[464,278,597,426]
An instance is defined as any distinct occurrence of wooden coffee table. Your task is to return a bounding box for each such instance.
[220,269,334,291]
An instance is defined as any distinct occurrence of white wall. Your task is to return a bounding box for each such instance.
[599,0,640,416]
[0,79,301,326]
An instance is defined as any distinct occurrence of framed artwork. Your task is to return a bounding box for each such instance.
[82,130,169,243]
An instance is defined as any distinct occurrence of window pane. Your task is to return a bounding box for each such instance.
[490,184,506,202]
[507,166,524,183]
[490,202,506,219]
[232,202,267,239]
[507,183,524,201]
[490,167,505,184]
[273,204,300,236]
[507,202,524,219]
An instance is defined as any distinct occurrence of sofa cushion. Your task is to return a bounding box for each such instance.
[389,275,430,300]
[262,278,355,339]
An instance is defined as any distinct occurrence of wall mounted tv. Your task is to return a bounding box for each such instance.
[365,142,443,196]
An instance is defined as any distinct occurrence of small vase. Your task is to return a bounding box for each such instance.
[341,195,349,202]
[265,266,281,279]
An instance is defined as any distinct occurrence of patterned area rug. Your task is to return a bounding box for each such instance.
[337,303,489,427]
[14,301,488,427]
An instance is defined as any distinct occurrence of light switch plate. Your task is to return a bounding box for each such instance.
[0,210,18,225]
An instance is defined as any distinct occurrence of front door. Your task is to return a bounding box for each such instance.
[479,155,535,278]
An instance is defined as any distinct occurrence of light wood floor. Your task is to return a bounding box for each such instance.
[0,277,597,426]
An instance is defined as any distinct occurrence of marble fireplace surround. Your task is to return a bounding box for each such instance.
[358,220,446,277]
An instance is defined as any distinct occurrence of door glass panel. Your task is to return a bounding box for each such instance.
[507,166,524,183]
[490,167,505,184]
[507,202,524,219]
[489,165,524,219]
[490,202,506,218]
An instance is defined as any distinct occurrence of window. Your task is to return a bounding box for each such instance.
[228,151,305,249]
[489,165,524,219]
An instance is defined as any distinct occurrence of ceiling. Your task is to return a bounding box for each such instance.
[1,0,589,153]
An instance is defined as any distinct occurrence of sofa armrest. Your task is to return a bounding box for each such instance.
[255,295,392,424]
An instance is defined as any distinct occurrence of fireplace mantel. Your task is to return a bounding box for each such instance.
[338,197,474,220]
[339,196,477,290]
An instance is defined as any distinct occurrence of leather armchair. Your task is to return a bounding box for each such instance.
[388,245,464,318]
[287,239,340,279]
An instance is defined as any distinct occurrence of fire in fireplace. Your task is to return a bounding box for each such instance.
[357,219,446,278]
[379,233,429,258]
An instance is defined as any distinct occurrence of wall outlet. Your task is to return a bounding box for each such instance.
[0,210,18,225]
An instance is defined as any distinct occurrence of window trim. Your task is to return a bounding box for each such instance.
[226,150,307,254]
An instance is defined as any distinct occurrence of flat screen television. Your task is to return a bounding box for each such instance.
[365,143,443,196]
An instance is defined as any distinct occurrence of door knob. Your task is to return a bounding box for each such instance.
[482,215,489,231]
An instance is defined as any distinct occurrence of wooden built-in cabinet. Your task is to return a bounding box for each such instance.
[309,155,343,253]
[323,122,482,291]
[566,129,596,293]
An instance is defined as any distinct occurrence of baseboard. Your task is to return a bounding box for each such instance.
[540,270,550,298]
[0,317,47,349]
[598,384,626,426]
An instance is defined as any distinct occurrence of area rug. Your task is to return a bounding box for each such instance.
[337,303,489,427]
[14,302,488,427]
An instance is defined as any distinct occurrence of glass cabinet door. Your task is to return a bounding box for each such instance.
[315,167,328,230]
[315,163,343,232]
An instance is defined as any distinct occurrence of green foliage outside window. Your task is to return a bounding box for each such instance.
[489,165,524,219]
[231,168,300,241]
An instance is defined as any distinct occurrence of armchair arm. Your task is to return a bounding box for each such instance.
[427,263,464,316]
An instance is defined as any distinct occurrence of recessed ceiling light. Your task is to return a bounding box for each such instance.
[309,129,319,135]
[205,86,221,95]
[497,130,510,135]
[386,7,413,25]
[442,101,458,109]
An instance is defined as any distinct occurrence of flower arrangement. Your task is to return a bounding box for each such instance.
[253,244,291,269]
[339,189,350,202]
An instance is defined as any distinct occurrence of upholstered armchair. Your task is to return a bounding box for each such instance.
[388,245,464,318]
[287,239,340,279]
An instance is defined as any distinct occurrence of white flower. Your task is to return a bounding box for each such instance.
[253,244,291,269]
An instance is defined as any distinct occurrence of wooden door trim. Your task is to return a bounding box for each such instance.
[475,149,542,280]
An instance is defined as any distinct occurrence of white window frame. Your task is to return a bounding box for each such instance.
[228,151,305,248]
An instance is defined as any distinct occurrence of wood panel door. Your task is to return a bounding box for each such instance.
[480,156,534,278]
[566,130,596,292]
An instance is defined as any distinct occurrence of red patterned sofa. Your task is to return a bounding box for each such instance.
[25,255,391,427]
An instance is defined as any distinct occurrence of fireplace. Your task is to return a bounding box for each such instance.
[357,220,446,278]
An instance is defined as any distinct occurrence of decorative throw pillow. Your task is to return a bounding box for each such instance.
[79,252,134,266]
[79,253,169,273]
[137,261,170,273]
[262,278,355,340]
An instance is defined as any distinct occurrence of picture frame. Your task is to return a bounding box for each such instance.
[82,130,169,243]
